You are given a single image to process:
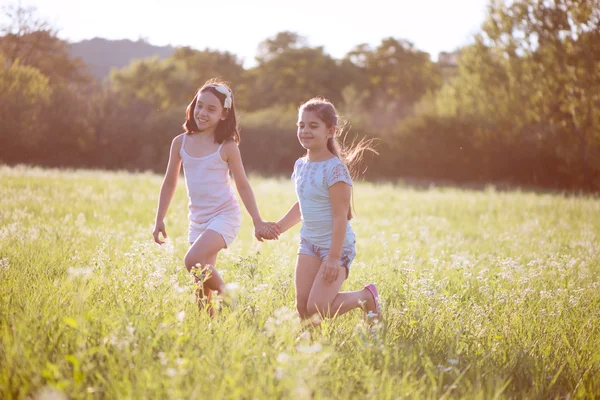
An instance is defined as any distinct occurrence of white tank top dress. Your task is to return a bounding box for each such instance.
[180,134,241,246]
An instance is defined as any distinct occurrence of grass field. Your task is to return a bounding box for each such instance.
[1,165,600,399]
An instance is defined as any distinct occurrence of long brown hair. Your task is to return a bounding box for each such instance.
[298,97,378,219]
[183,78,240,144]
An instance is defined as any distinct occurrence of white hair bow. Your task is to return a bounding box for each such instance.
[213,85,232,109]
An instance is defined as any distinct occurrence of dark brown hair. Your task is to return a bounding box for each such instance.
[298,97,378,219]
[183,78,240,144]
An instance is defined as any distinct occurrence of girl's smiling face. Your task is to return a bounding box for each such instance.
[194,90,226,132]
[297,110,333,151]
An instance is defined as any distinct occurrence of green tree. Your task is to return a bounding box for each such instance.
[256,31,308,63]
[246,32,351,111]
[171,47,245,106]
[0,2,98,166]
[0,55,51,154]
[109,47,244,110]
[423,0,600,189]
[345,37,442,129]
[109,56,184,110]
[478,0,600,187]
[0,3,90,85]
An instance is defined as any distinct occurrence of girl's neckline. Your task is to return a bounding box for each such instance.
[305,156,337,164]
[182,135,222,159]
[182,146,220,160]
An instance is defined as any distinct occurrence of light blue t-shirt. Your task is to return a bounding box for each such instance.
[292,156,356,249]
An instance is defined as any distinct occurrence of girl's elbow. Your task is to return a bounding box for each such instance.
[162,180,176,191]
[332,214,348,223]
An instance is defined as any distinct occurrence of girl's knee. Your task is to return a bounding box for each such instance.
[306,303,321,318]
[296,300,309,319]
[184,251,209,270]
[307,300,333,318]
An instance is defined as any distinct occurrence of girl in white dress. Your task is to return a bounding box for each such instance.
[153,79,278,313]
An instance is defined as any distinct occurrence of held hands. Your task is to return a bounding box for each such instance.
[153,220,167,245]
[254,220,281,242]
[153,219,278,244]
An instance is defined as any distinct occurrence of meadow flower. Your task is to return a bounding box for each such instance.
[296,331,311,342]
[158,352,168,365]
[224,282,240,291]
[264,307,301,337]
[177,311,185,322]
[190,263,211,283]
[277,352,291,363]
[67,267,93,278]
[274,367,285,380]
[253,283,269,292]
[35,386,68,400]
[296,343,322,353]
[221,282,241,308]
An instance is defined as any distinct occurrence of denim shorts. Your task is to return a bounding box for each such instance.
[298,236,356,278]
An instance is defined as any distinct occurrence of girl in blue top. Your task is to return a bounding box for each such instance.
[263,97,382,323]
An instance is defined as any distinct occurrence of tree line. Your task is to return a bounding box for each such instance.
[1,0,599,191]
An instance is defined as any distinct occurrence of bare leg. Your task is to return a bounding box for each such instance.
[185,230,226,315]
[199,252,219,317]
[307,266,376,319]
[295,254,321,319]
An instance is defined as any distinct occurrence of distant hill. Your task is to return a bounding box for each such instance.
[69,38,176,81]
[69,37,460,83]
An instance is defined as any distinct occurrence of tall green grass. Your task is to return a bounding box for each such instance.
[1,165,599,399]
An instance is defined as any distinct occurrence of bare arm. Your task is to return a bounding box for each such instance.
[276,201,302,234]
[225,142,263,223]
[153,135,182,244]
[225,142,280,240]
[320,181,352,284]
[327,182,352,260]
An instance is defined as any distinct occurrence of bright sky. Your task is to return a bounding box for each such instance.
[11,0,489,66]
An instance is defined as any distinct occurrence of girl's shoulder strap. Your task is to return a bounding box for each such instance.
[177,133,187,158]
[217,140,234,163]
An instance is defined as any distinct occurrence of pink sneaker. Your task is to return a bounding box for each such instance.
[364,284,382,322]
